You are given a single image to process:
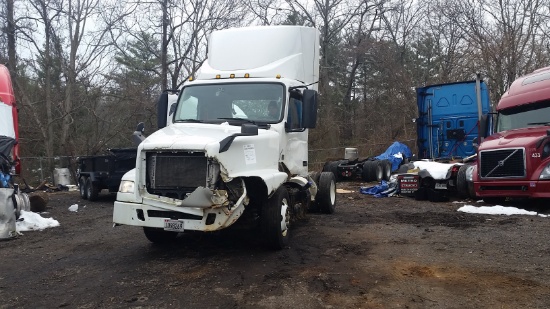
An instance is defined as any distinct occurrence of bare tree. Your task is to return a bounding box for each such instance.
[449,0,550,100]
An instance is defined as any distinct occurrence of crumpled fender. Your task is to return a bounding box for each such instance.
[230,169,288,196]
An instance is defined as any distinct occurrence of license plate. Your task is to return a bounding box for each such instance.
[164,219,184,232]
[435,183,447,190]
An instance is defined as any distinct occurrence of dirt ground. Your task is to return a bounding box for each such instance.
[1,181,550,309]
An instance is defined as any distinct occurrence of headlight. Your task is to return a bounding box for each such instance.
[465,165,475,182]
[119,180,135,193]
[539,163,550,180]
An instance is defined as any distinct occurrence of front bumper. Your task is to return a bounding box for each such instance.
[113,184,248,232]
[113,201,245,232]
[474,179,550,198]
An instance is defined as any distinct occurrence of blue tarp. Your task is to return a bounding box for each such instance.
[0,172,10,188]
[374,141,413,172]
[359,180,397,198]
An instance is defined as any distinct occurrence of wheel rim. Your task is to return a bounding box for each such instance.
[80,180,85,195]
[280,198,289,237]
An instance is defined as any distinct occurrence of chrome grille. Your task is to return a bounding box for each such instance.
[146,152,207,199]
[479,148,525,178]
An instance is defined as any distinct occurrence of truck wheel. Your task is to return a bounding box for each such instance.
[361,161,371,181]
[323,161,343,181]
[317,172,336,214]
[322,161,336,174]
[482,197,506,205]
[261,186,290,250]
[456,165,469,199]
[309,171,321,185]
[79,177,88,200]
[86,178,100,201]
[381,160,391,181]
[373,161,383,182]
[143,227,178,244]
[362,161,377,182]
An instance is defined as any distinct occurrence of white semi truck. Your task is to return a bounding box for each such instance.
[112,26,336,249]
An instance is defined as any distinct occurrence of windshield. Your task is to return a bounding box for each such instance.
[174,83,285,123]
[496,100,550,132]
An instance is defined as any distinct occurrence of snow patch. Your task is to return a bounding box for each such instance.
[69,204,79,212]
[458,205,545,216]
[413,161,461,180]
[16,210,60,232]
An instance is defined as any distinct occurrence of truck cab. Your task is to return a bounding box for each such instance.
[112,26,336,249]
[473,67,550,203]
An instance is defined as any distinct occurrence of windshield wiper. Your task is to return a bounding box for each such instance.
[527,122,550,126]
[217,117,257,125]
[175,119,204,123]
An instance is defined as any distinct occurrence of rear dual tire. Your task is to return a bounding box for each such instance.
[79,177,88,200]
[362,160,389,182]
[85,178,100,201]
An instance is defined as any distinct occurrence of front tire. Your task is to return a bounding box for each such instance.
[317,172,336,214]
[261,186,290,250]
[143,227,178,244]
[456,165,469,199]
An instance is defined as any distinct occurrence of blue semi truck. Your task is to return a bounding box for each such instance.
[408,75,492,201]
[416,75,492,160]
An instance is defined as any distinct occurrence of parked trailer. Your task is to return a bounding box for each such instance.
[323,142,413,183]
[77,148,137,201]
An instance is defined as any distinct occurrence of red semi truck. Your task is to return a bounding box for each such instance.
[472,66,550,203]
[0,64,31,240]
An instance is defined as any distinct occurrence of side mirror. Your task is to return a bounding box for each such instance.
[157,92,169,129]
[132,122,146,146]
[169,103,177,116]
[301,89,318,129]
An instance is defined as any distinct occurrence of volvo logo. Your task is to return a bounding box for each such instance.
[484,149,519,177]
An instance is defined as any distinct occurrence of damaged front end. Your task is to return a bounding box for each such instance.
[113,149,249,232]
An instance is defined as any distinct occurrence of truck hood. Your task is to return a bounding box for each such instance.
[141,123,251,150]
[480,126,550,150]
